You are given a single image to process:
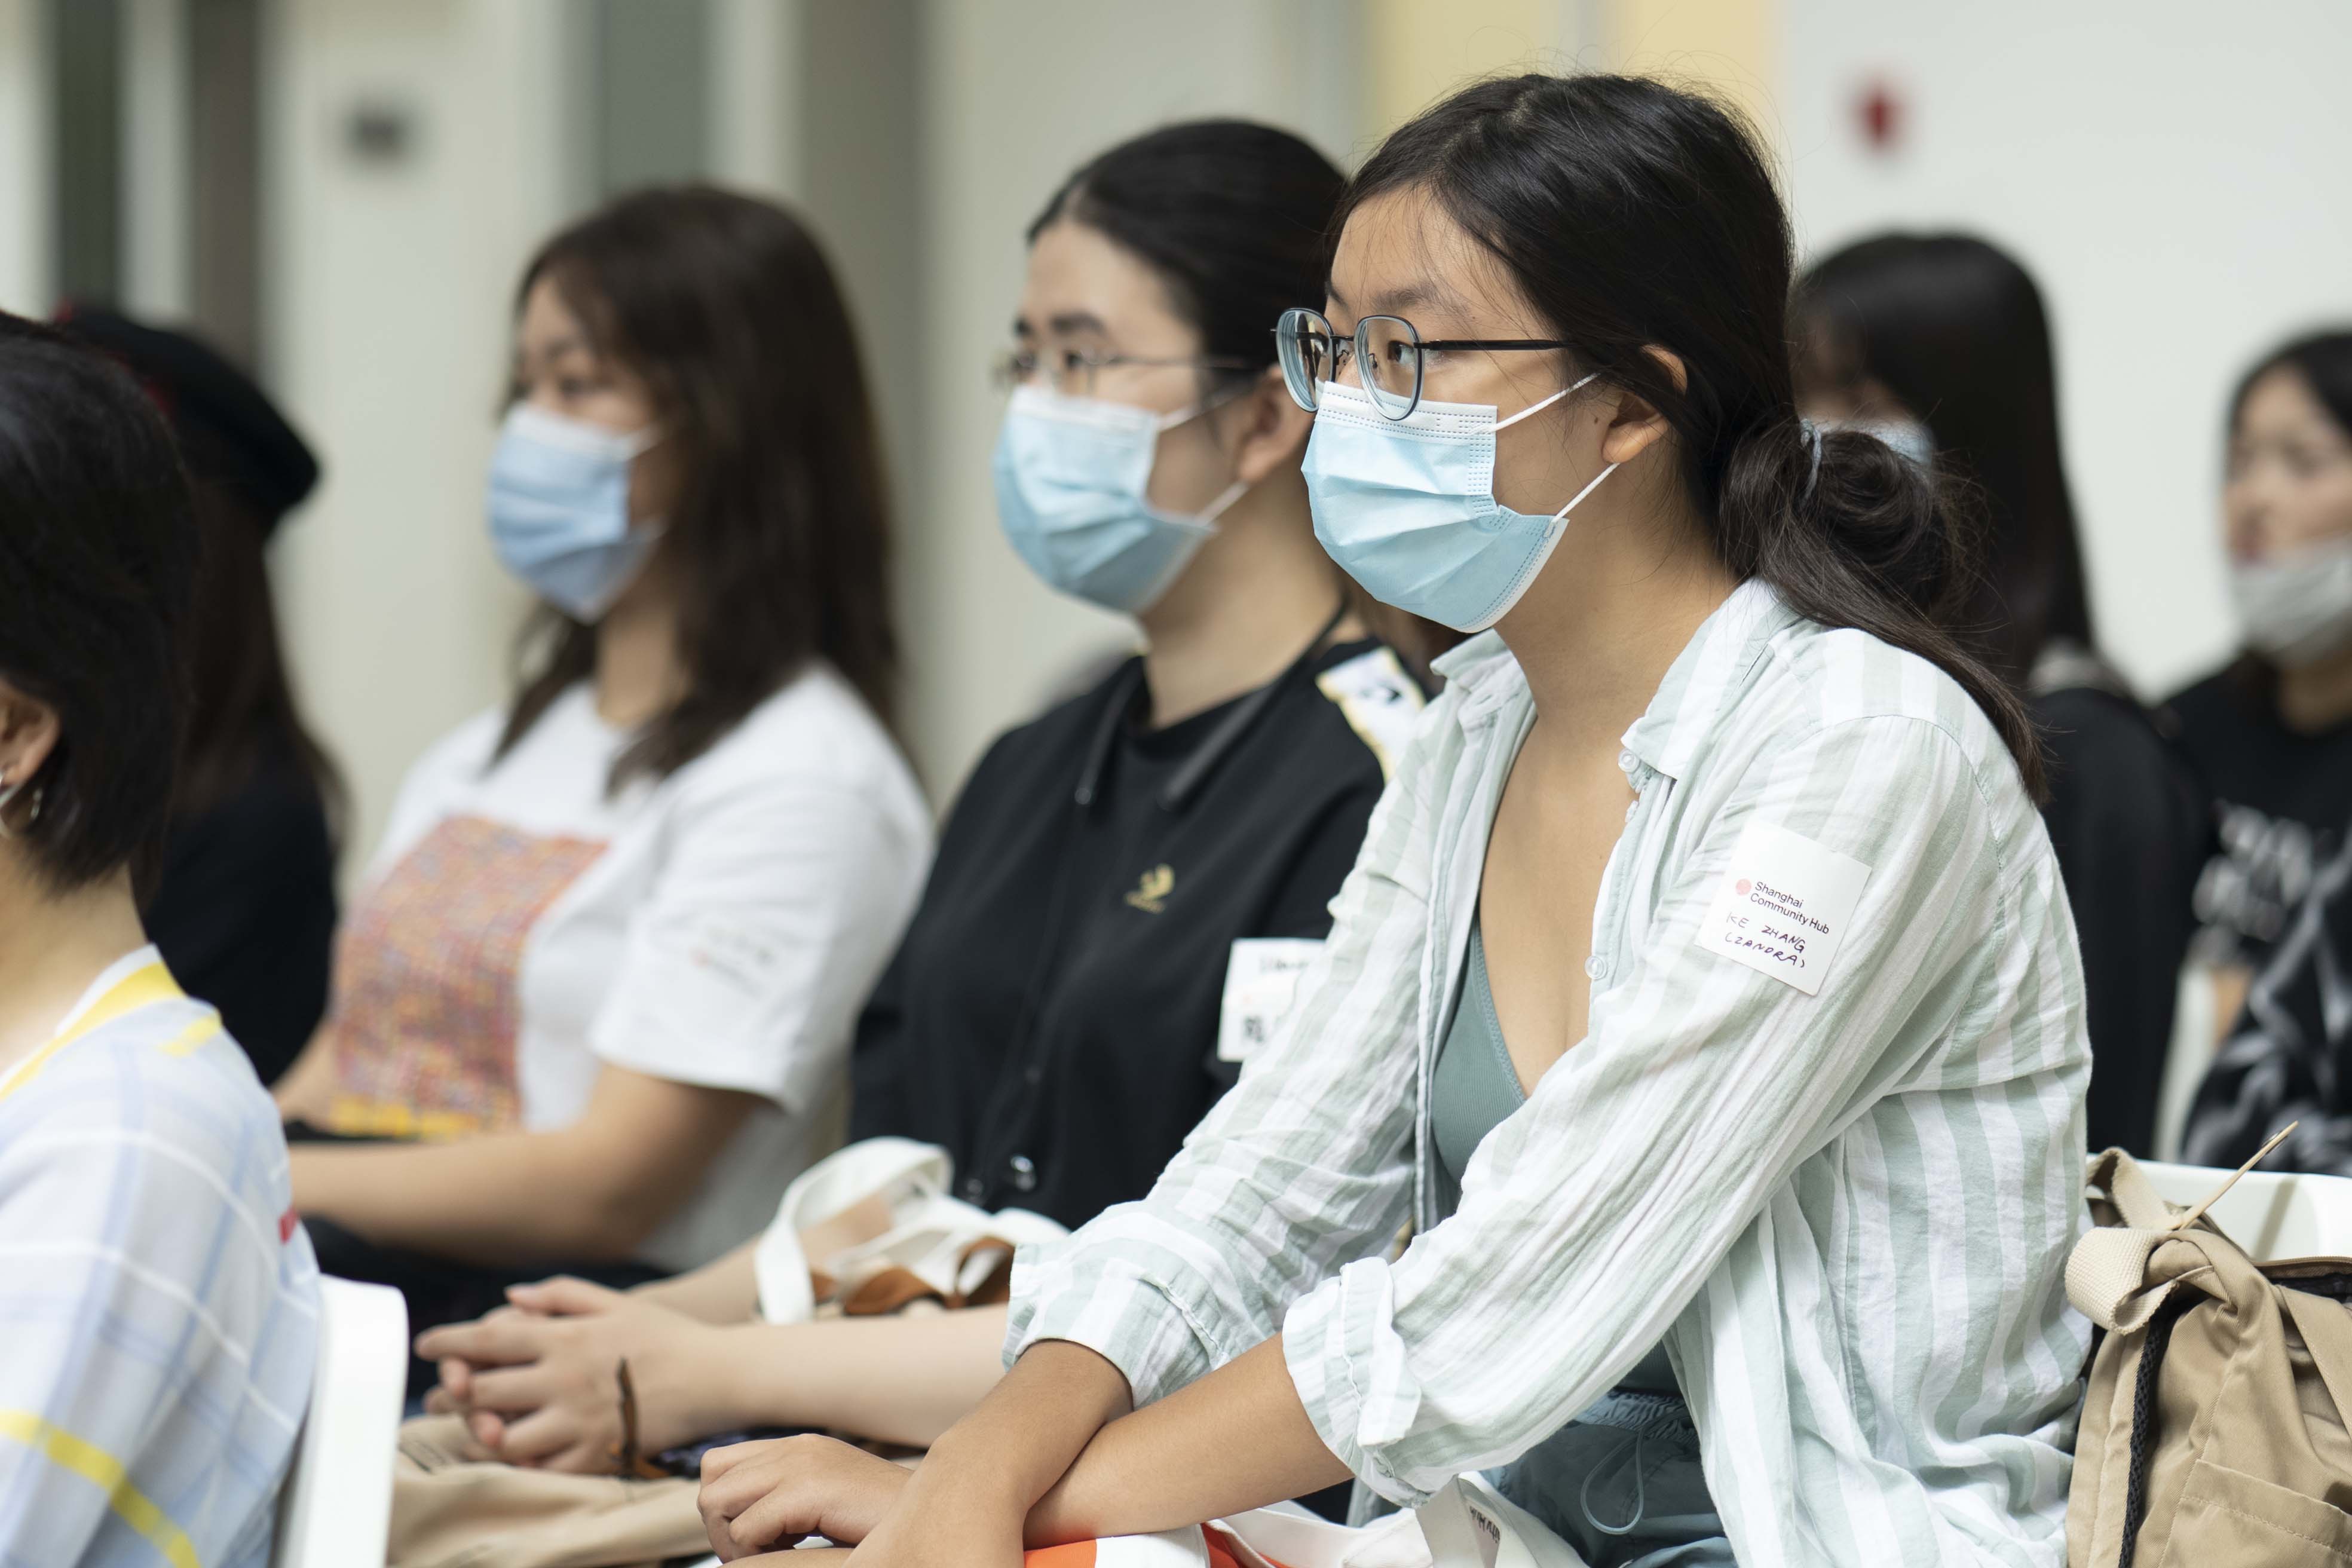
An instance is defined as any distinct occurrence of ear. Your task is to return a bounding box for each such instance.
[1224,366,1315,488]
[0,676,62,797]
[1597,346,1688,468]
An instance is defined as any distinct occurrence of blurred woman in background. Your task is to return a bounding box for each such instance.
[0,314,317,1567]
[1793,233,2202,1154]
[57,304,341,1088]
[272,186,931,1381]
[2166,331,2352,1018]
[415,120,1420,1483]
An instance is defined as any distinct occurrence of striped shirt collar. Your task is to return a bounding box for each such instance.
[50,944,167,1039]
[1428,577,1797,781]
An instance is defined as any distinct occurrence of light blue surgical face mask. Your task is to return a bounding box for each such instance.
[486,404,663,621]
[1302,376,1615,633]
[1823,414,1936,467]
[992,384,1248,614]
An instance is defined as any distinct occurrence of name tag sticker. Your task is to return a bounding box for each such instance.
[1694,821,1872,996]
[1217,938,1325,1062]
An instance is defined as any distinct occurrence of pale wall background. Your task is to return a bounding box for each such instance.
[1780,0,2352,700]
[3,0,2348,872]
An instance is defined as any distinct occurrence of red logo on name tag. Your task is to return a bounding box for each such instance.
[1736,878,1752,895]
[279,1206,299,1244]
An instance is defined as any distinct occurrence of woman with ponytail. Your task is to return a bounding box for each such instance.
[700,75,2088,1568]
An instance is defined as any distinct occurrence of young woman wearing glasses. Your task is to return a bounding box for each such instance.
[412,121,1424,1484]
[699,74,2089,1568]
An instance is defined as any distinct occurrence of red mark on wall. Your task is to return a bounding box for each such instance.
[1857,78,1905,154]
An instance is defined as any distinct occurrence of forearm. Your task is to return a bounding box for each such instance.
[1025,1335,1349,1546]
[634,1239,761,1321]
[694,1305,1012,1448]
[272,1027,339,1122]
[911,1339,1136,1520]
[290,1132,650,1265]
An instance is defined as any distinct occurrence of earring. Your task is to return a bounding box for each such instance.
[0,765,41,840]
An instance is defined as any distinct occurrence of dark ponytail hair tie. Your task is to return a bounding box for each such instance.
[1799,417,1824,503]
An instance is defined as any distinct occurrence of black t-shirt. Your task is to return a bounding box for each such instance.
[849,636,1414,1228]
[144,733,339,1085]
[2034,684,2203,1153]
[2164,661,2352,969]
[2185,818,2352,1173]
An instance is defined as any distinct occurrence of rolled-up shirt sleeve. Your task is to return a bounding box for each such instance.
[1006,725,1438,1405]
[1280,713,2022,1504]
[591,770,929,1114]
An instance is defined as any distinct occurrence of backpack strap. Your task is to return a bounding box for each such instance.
[2072,1132,2304,1332]
[2087,1146,2179,1230]
[2279,1287,2352,1421]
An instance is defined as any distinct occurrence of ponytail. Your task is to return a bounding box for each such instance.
[1725,417,2042,796]
[1341,73,2045,796]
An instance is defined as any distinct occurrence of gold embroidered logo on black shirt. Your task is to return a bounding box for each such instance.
[1125,863,1174,914]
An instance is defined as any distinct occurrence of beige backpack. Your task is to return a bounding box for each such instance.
[2069,1134,2352,1565]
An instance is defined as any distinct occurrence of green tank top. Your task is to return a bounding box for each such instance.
[1429,919,1730,1566]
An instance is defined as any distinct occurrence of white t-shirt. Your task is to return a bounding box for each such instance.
[319,664,931,1271]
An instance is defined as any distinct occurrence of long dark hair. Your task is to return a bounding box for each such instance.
[1795,235,2093,688]
[180,491,346,823]
[0,315,197,891]
[497,185,899,783]
[1346,75,2041,792]
[1029,120,1459,678]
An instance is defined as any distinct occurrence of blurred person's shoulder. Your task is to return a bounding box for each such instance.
[2162,657,2279,754]
[1297,635,1429,786]
[957,651,1146,796]
[671,659,927,822]
[2,985,294,1208]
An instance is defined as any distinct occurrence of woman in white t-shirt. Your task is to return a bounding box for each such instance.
[274,188,930,1367]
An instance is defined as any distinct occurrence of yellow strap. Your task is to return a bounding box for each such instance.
[0,1408,203,1568]
[156,1015,223,1058]
[0,961,185,1104]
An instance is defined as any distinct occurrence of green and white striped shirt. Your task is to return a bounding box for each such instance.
[1008,580,2091,1566]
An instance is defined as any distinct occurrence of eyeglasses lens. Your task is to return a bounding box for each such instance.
[1277,310,1331,412]
[1361,317,1420,419]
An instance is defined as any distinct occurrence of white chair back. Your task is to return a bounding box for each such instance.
[2138,1160,2352,1261]
[272,1277,408,1568]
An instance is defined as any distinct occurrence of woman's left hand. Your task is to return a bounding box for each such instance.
[698,1434,912,1560]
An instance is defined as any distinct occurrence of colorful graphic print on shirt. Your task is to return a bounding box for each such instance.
[323,813,607,1137]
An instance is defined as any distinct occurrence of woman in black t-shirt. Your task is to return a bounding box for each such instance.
[1793,235,2203,1153]
[2166,332,2352,1015]
[415,121,1425,1475]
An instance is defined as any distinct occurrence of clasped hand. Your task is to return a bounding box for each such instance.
[415,1276,715,1471]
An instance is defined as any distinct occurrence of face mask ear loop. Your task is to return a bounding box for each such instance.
[1549,461,1620,522]
[1493,370,1601,433]
[1154,379,1255,434]
[1193,479,1251,526]
[1154,382,1260,525]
